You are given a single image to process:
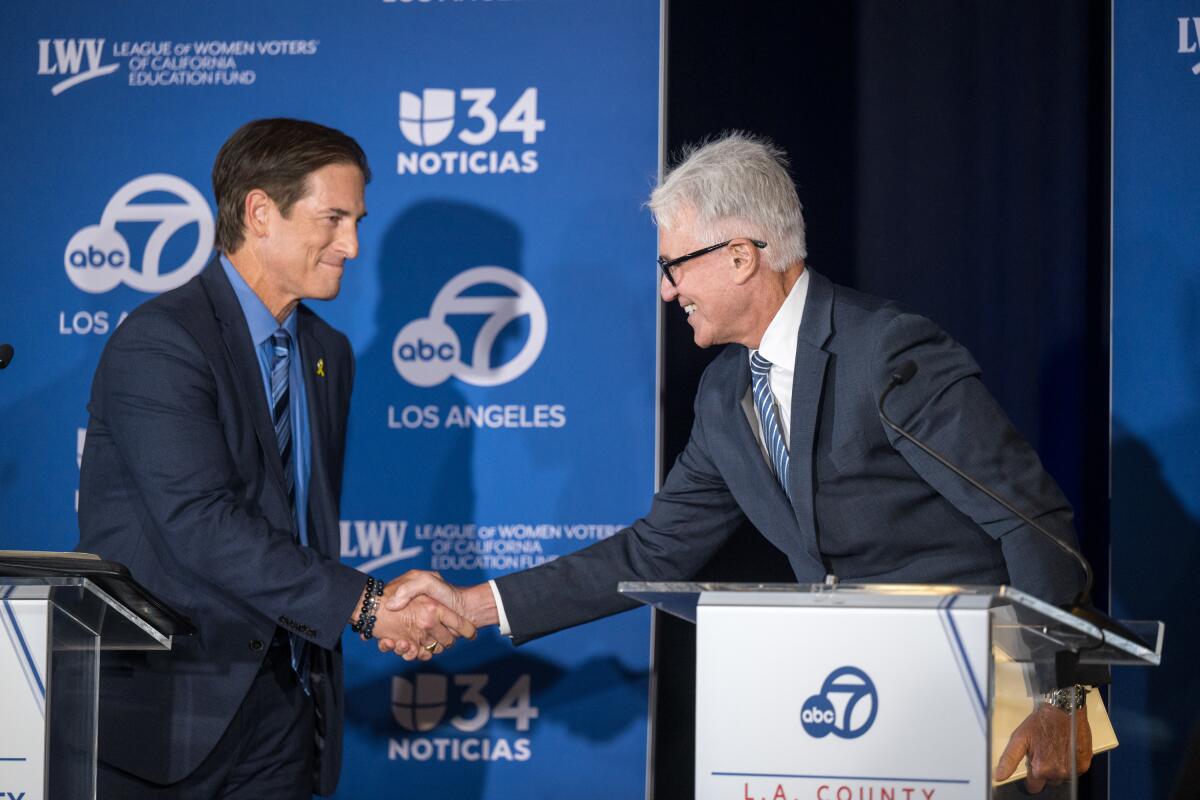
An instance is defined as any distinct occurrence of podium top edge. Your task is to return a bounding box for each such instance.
[618,581,1001,598]
[618,582,1164,663]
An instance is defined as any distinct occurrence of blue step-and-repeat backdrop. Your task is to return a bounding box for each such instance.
[1112,2,1200,797]
[0,2,662,797]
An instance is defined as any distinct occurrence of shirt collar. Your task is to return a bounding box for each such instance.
[754,268,810,370]
[220,254,297,345]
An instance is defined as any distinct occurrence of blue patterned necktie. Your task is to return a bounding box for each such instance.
[270,329,310,692]
[750,351,791,499]
[270,331,297,517]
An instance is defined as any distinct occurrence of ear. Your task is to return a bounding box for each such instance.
[243,188,275,239]
[728,238,762,286]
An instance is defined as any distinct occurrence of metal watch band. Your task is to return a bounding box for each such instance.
[1041,684,1089,712]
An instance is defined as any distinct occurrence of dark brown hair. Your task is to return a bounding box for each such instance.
[211,118,371,253]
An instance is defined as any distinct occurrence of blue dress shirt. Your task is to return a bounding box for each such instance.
[220,255,311,547]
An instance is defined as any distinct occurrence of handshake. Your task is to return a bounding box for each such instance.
[350,571,498,661]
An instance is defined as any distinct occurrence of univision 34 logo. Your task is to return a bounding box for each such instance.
[397,88,543,175]
[800,666,879,739]
[389,673,536,763]
[392,673,537,734]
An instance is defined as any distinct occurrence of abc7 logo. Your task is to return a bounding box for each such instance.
[392,266,547,388]
[800,666,878,740]
[64,174,214,294]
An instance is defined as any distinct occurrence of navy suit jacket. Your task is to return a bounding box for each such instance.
[496,269,1085,643]
[77,257,364,794]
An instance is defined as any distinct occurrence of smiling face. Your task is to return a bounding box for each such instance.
[658,210,754,349]
[254,161,366,317]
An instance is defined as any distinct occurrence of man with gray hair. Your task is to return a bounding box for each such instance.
[384,132,1093,793]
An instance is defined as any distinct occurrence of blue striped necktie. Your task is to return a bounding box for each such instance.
[270,329,310,692]
[270,331,296,516]
[750,351,791,499]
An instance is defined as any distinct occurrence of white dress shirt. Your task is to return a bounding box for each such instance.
[741,269,809,460]
[491,269,811,636]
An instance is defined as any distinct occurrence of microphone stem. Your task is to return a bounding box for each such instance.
[877,378,1095,607]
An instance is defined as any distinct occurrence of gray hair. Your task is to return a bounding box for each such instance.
[648,132,807,271]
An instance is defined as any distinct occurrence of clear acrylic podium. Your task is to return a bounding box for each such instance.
[0,558,189,800]
[621,581,1163,800]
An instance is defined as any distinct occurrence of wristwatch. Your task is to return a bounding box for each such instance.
[1041,684,1089,712]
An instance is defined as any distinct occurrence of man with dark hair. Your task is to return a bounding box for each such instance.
[77,118,473,798]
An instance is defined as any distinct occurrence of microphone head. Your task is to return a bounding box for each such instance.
[891,360,917,385]
[0,343,12,370]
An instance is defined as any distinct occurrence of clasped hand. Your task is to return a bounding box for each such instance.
[364,572,476,661]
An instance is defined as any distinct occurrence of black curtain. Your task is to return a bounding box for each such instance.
[652,2,1110,798]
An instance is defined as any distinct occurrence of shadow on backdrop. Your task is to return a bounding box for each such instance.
[344,201,652,797]
[1110,280,1200,798]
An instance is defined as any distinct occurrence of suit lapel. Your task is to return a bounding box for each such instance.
[200,259,290,501]
[727,352,791,505]
[787,269,834,566]
[715,349,816,562]
[298,316,334,559]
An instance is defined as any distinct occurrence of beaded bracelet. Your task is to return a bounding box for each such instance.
[357,579,383,640]
[351,576,382,631]
[359,606,379,641]
[351,576,385,639]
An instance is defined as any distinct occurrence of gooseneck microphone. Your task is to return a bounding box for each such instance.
[878,360,1151,672]
[0,344,13,370]
[876,360,1095,605]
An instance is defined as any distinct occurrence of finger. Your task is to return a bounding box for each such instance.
[417,640,451,658]
[1076,716,1094,773]
[378,638,396,653]
[1028,748,1069,786]
[439,606,477,640]
[425,624,457,650]
[390,639,414,657]
[994,727,1031,781]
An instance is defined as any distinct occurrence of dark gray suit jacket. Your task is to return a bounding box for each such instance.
[496,269,1084,643]
[77,257,364,794]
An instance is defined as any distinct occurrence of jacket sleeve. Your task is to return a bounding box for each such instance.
[495,367,747,644]
[84,308,365,649]
[872,311,1087,607]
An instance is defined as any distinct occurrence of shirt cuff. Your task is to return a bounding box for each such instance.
[489,579,512,637]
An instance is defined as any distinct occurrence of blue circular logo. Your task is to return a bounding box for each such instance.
[800,693,836,737]
[800,666,879,739]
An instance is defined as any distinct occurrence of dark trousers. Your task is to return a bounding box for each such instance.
[98,631,315,799]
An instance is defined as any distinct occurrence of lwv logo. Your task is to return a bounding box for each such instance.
[340,520,422,573]
[37,39,119,95]
[1179,18,1200,75]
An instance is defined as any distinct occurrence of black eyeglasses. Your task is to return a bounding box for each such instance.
[657,238,768,287]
